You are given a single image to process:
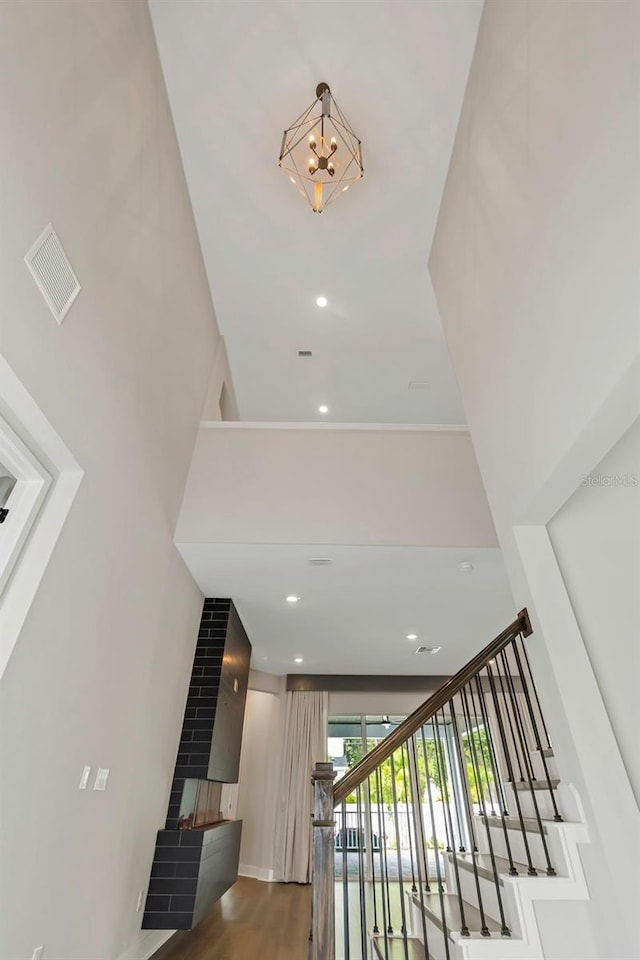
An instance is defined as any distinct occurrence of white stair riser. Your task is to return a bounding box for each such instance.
[502,783,560,822]
[529,751,559,781]
[407,897,461,960]
[448,859,525,936]
[473,819,568,876]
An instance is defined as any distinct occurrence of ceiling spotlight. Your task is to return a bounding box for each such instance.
[406,634,418,641]
[316,296,328,308]
[294,657,304,663]
[318,404,329,414]
[458,561,474,574]
[286,595,300,603]
[278,82,364,213]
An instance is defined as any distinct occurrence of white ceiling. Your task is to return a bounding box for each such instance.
[150,0,484,424]
[177,544,515,676]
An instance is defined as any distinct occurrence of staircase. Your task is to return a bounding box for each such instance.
[310,611,589,960]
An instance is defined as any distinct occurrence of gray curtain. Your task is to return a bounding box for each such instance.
[274,690,328,883]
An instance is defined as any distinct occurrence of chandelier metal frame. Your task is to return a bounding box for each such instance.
[278,82,364,213]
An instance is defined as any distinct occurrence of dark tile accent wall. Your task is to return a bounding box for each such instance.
[165,598,229,830]
[142,598,251,931]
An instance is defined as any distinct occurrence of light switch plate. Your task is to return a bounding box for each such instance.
[79,765,91,790]
[136,889,145,913]
[94,767,109,791]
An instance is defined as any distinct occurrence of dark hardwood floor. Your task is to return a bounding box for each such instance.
[151,877,311,960]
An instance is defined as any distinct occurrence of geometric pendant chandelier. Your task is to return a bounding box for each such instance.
[278,82,364,213]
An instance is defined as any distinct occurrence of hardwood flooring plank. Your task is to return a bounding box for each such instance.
[150,877,311,960]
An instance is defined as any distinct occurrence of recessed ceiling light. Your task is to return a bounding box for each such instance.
[294,657,304,663]
[318,404,329,414]
[458,561,474,574]
[286,595,300,603]
[406,634,418,641]
[316,296,328,308]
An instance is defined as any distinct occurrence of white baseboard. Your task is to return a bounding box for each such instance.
[116,929,175,960]
[238,863,276,882]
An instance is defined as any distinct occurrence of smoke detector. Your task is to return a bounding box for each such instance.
[24,224,81,324]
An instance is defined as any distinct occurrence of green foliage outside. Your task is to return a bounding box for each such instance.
[340,725,495,808]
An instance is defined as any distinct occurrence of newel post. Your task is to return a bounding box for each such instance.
[311,761,336,960]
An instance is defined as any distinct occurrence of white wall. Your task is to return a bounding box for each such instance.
[0,3,231,958]
[177,425,498,547]
[548,418,640,803]
[430,2,640,957]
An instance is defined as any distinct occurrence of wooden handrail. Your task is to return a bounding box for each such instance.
[333,609,532,806]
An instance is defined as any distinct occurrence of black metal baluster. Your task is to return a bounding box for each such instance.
[433,709,470,936]
[439,709,466,853]
[399,740,418,893]
[408,735,430,894]
[341,799,351,960]
[498,648,556,876]
[472,673,509,818]
[376,763,393,938]
[517,632,552,751]
[511,637,562,823]
[408,735,431,957]
[367,774,380,936]
[503,645,537,786]
[356,783,369,960]
[389,749,410,950]
[419,724,451,960]
[486,661,538,876]
[460,684,511,936]
[473,672,518,877]
[452,692,490,937]
[495,656,527,784]
[466,681,496,817]
[448,697,479,852]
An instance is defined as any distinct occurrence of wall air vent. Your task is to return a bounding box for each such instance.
[297,350,313,357]
[308,558,332,566]
[24,224,81,324]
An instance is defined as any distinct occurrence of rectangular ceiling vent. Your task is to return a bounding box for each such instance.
[408,381,431,390]
[297,350,313,358]
[415,645,441,655]
[24,224,81,324]
[308,558,332,566]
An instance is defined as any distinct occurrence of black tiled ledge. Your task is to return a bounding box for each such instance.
[143,821,242,930]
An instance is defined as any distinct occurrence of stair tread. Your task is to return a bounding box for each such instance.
[372,936,433,960]
[447,851,552,881]
[508,778,560,791]
[479,814,549,834]
[410,890,503,935]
